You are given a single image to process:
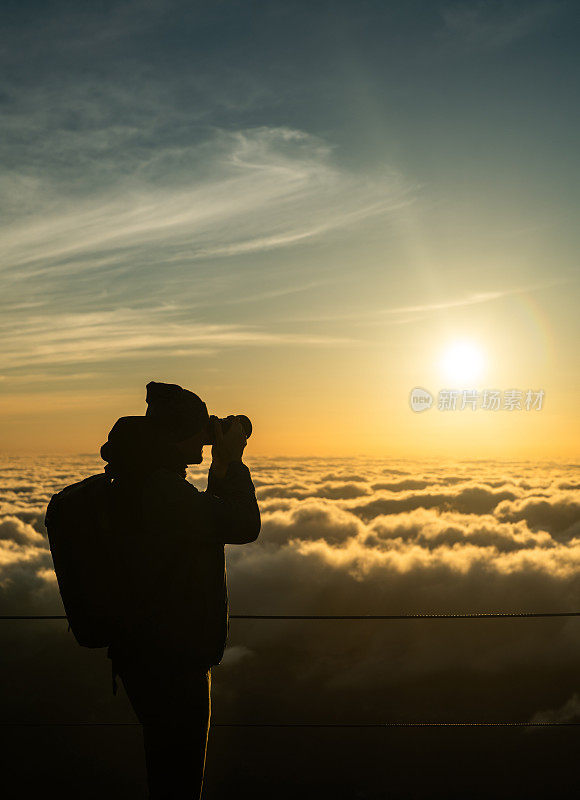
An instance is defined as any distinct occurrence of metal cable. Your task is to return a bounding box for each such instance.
[0,721,578,727]
[2,612,580,620]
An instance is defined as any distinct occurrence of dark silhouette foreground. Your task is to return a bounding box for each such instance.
[99,381,260,798]
[118,652,211,797]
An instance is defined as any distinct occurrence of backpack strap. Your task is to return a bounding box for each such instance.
[111,659,119,696]
[107,642,119,696]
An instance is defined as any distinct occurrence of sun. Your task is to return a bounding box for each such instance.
[439,340,485,385]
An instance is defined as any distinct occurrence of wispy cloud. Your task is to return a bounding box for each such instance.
[0,125,413,376]
[278,281,566,325]
[0,304,357,374]
[0,127,413,284]
[380,280,569,316]
[221,279,335,306]
[440,1,559,50]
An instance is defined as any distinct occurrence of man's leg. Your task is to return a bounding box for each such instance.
[117,656,211,799]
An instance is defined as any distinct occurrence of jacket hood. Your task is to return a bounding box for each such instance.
[100,416,188,481]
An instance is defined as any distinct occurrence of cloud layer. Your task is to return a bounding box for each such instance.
[1,453,579,794]
[2,456,580,690]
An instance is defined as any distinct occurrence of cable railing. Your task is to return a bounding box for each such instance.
[3,611,580,620]
[1,722,578,727]
[2,611,580,728]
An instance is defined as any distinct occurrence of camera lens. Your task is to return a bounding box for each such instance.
[203,414,252,445]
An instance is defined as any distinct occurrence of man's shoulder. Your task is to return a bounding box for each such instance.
[140,469,204,530]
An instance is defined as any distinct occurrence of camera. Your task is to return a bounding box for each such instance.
[203,414,252,445]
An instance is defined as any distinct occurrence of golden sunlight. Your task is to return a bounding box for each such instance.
[439,340,486,385]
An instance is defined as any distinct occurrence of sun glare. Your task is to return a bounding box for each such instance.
[440,340,485,385]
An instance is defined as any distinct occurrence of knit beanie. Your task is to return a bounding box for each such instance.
[145,380,209,442]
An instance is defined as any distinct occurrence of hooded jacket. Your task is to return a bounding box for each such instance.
[100,416,260,671]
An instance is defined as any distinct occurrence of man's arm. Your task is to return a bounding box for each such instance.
[144,417,260,545]
[144,459,260,546]
[204,417,260,543]
[205,458,261,544]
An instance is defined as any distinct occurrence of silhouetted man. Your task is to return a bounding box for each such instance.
[100,381,261,799]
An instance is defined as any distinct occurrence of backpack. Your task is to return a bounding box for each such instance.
[44,473,120,648]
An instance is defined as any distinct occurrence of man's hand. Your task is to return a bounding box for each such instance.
[211,418,247,479]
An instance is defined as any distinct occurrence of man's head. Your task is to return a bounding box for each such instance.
[145,380,210,464]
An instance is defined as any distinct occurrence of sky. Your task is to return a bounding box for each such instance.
[0,0,579,457]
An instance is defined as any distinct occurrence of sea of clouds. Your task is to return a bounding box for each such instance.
[1,453,580,733]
